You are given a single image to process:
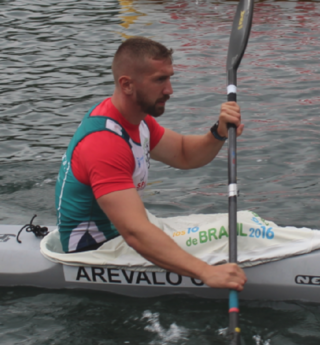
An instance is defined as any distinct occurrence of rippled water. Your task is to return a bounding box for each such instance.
[1,0,320,344]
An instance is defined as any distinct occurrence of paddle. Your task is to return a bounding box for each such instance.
[226,0,254,344]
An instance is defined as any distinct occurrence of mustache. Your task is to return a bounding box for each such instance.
[157,96,170,103]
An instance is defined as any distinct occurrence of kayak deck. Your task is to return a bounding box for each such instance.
[1,225,320,302]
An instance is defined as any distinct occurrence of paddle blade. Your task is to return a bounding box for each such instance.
[226,0,254,86]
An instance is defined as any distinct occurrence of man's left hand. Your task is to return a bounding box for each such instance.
[217,101,244,138]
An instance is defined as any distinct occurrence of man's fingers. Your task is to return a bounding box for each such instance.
[229,282,245,292]
[236,124,245,137]
[221,102,241,113]
[223,264,247,290]
[217,102,242,138]
[201,263,247,290]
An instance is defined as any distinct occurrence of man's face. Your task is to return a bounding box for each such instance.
[134,58,174,117]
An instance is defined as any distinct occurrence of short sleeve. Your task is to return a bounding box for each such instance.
[144,115,165,150]
[71,131,136,199]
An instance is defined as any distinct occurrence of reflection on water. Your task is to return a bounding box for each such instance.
[1,287,320,345]
[1,0,320,344]
[119,0,147,29]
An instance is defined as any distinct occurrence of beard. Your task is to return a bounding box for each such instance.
[136,91,170,118]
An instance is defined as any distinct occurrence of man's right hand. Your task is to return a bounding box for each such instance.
[200,263,247,291]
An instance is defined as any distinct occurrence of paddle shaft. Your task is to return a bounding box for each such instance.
[225,0,254,344]
[227,90,237,265]
[228,91,240,345]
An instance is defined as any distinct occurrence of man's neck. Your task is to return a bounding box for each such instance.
[111,92,146,126]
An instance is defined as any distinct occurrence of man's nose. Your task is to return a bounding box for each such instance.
[163,80,173,95]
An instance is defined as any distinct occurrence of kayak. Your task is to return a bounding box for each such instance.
[2,222,320,302]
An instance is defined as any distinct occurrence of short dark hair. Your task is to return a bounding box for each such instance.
[114,37,173,63]
[112,37,173,83]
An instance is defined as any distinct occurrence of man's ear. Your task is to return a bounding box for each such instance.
[118,75,134,95]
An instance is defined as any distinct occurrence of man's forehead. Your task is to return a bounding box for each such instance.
[144,57,174,74]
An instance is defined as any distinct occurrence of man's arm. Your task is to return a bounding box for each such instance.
[97,188,246,291]
[151,102,244,169]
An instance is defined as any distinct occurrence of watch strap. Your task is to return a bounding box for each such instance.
[210,121,227,141]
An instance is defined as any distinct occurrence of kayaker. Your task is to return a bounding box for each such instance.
[55,36,246,291]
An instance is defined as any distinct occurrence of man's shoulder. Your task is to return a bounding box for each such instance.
[90,97,117,118]
[144,115,162,130]
[144,115,165,138]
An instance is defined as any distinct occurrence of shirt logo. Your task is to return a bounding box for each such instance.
[106,119,122,136]
[142,139,150,169]
[136,156,144,168]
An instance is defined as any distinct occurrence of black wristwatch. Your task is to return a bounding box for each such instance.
[210,121,227,141]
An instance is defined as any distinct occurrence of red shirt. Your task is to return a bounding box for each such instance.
[71,98,165,199]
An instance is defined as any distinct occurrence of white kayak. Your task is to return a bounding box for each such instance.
[1,217,320,302]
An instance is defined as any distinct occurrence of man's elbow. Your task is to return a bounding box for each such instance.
[115,218,151,252]
[121,231,142,251]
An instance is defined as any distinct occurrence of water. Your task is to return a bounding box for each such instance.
[1,0,320,343]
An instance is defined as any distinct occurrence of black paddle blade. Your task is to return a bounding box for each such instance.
[226,0,254,86]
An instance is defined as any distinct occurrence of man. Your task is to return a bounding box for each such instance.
[55,37,246,291]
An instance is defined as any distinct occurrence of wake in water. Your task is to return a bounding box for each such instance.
[142,310,189,344]
[252,335,271,345]
[218,328,271,344]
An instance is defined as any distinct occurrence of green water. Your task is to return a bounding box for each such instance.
[1,0,320,343]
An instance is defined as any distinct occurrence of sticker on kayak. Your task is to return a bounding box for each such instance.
[295,275,320,286]
[63,266,207,288]
[0,234,16,243]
